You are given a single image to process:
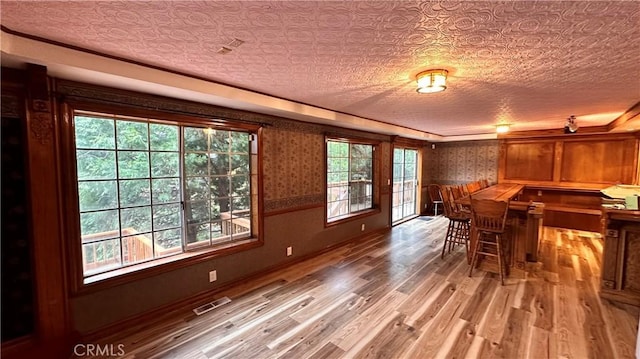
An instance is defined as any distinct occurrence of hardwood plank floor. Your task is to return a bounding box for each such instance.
[84,217,640,359]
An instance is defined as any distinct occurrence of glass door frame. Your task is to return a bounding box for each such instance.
[391,146,420,225]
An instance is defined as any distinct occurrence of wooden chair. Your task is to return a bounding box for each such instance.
[466,181,480,194]
[427,184,444,216]
[468,197,510,285]
[450,185,471,214]
[440,186,471,260]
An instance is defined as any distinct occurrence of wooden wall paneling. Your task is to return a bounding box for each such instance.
[601,231,620,290]
[601,215,640,306]
[24,64,71,357]
[543,210,602,233]
[622,227,640,294]
[500,134,640,188]
[502,141,555,181]
[561,139,638,184]
[553,141,563,182]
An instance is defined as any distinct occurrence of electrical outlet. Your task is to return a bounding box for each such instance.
[209,270,217,282]
[537,190,542,196]
[286,246,292,256]
[361,224,365,231]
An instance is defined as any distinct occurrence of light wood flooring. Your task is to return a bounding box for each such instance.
[89,216,639,358]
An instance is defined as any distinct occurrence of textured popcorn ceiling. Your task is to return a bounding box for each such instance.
[1,1,639,137]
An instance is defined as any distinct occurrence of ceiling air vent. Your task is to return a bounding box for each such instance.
[217,46,232,55]
[227,38,245,48]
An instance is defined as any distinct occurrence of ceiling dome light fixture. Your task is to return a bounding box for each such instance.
[496,123,511,134]
[416,69,448,93]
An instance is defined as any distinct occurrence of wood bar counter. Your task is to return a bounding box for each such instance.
[601,208,640,306]
[458,184,544,277]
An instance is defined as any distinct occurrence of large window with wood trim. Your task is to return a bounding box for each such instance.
[68,108,259,283]
[326,138,376,222]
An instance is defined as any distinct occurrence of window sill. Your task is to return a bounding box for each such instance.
[75,237,262,295]
[326,208,381,227]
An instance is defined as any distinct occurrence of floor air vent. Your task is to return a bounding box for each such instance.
[193,296,231,316]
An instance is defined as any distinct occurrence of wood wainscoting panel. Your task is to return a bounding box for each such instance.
[503,142,555,181]
[623,228,640,295]
[561,139,638,184]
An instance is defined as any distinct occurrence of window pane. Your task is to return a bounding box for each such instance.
[121,206,152,233]
[117,120,148,150]
[351,144,372,157]
[393,163,403,180]
[185,177,210,201]
[210,130,230,152]
[78,180,118,211]
[404,163,416,178]
[214,196,231,214]
[328,158,348,173]
[184,153,209,176]
[327,141,348,157]
[210,202,222,221]
[80,210,119,240]
[154,228,182,255]
[211,221,223,239]
[186,222,209,244]
[231,175,249,197]
[75,116,115,149]
[231,155,249,175]
[119,179,151,207]
[122,234,153,265]
[405,150,417,163]
[118,151,150,179]
[150,124,178,151]
[151,152,179,177]
[231,132,249,153]
[211,176,230,198]
[76,150,116,180]
[185,200,211,224]
[209,154,230,175]
[232,196,250,212]
[82,238,121,274]
[152,178,180,204]
[231,214,251,236]
[394,149,404,162]
[184,127,207,151]
[153,203,181,230]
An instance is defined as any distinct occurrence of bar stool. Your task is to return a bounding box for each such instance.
[427,184,444,216]
[440,186,471,259]
[468,197,510,285]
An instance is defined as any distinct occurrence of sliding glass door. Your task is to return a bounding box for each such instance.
[392,148,418,224]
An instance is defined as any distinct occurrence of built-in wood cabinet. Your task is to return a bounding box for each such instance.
[601,210,640,306]
[499,134,639,189]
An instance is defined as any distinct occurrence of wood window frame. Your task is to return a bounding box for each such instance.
[324,135,381,227]
[59,100,264,294]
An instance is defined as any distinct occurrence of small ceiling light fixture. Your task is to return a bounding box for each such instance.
[416,69,448,93]
[564,115,578,133]
[496,123,511,134]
